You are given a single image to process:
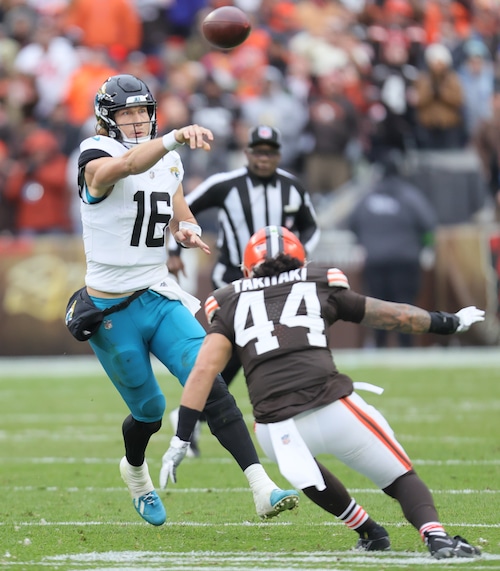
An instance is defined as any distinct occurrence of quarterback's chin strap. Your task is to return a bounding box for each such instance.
[118,121,153,148]
[120,134,152,148]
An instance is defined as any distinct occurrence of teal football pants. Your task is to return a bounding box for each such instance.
[89,290,206,423]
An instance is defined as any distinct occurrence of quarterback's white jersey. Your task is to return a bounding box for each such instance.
[80,136,184,293]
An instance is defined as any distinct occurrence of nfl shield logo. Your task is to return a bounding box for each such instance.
[258,126,273,139]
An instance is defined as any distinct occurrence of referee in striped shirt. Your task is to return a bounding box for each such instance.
[168,125,320,387]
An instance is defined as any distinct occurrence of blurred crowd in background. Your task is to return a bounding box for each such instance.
[0,0,499,237]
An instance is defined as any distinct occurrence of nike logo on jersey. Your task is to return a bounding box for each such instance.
[204,295,219,324]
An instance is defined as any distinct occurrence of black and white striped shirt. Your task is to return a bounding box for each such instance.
[170,166,320,288]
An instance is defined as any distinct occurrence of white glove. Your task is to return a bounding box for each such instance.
[455,306,485,333]
[159,436,189,489]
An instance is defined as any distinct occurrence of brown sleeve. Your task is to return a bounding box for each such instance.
[329,288,366,324]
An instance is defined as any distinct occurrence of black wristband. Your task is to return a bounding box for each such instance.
[428,311,460,335]
[176,405,202,441]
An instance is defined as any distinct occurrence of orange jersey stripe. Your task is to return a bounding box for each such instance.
[327,268,349,289]
[341,396,412,471]
[204,295,220,323]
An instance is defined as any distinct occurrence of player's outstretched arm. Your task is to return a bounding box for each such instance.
[86,125,213,198]
[362,297,485,335]
[180,333,233,411]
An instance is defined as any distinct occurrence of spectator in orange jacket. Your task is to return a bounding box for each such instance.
[423,0,471,44]
[0,141,16,234]
[63,0,142,54]
[62,47,117,126]
[4,129,71,235]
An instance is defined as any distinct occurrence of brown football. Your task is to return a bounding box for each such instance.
[202,6,251,50]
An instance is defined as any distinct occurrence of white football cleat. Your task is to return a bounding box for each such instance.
[253,488,299,519]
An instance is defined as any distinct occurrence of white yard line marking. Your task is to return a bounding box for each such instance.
[2,456,500,466]
[3,520,500,528]
[34,550,500,571]
[3,486,500,495]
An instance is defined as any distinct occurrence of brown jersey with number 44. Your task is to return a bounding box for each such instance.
[204,264,367,423]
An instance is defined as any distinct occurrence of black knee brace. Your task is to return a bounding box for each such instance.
[122,414,162,466]
[202,375,244,433]
[122,414,162,439]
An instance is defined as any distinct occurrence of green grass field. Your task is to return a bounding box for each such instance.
[1,349,499,570]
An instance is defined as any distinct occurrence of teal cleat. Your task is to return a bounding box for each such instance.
[132,491,166,526]
[120,456,166,526]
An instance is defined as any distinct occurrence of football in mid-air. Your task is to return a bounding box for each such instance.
[202,6,251,50]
